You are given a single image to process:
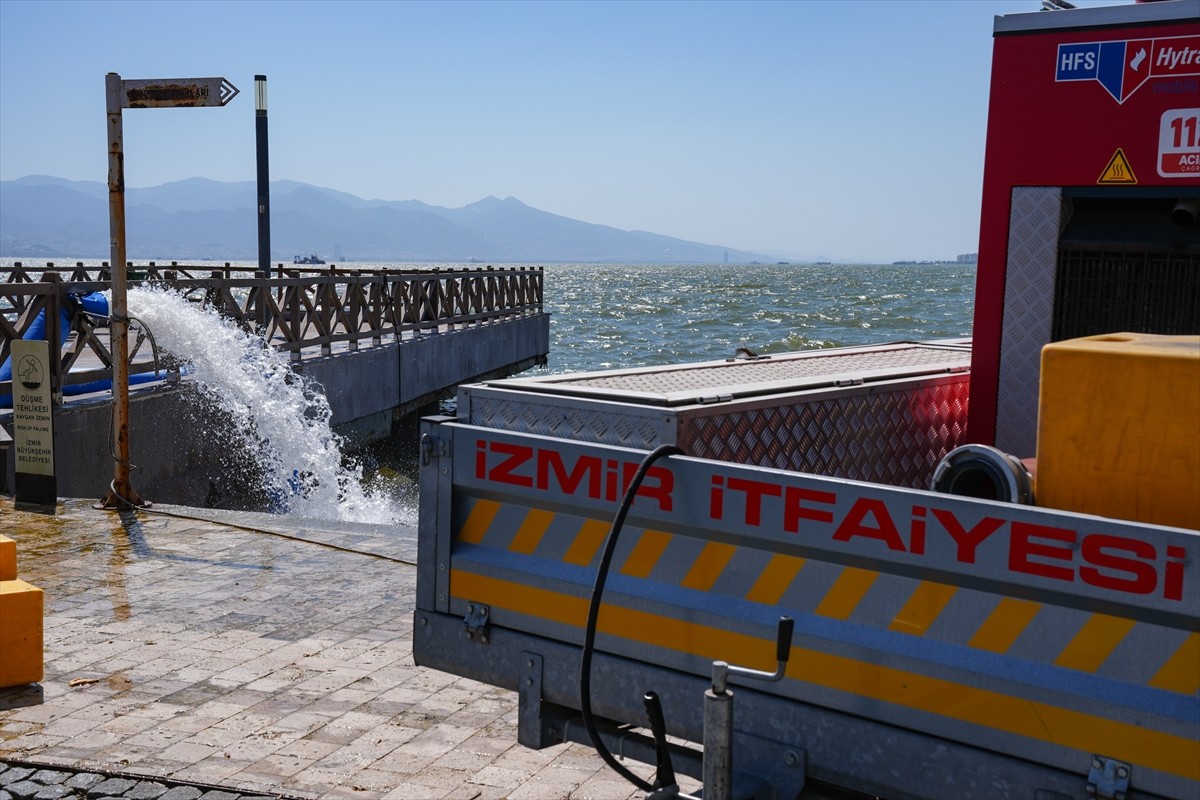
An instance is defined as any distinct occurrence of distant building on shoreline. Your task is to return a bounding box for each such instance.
[891,253,979,266]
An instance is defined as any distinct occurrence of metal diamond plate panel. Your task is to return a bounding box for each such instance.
[500,343,970,402]
[997,187,1062,457]
[680,377,970,488]
[465,341,971,486]
[466,394,667,450]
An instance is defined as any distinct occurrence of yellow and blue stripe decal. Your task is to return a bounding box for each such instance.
[456,496,1199,696]
[448,566,1199,784]
[450,495,1200,787]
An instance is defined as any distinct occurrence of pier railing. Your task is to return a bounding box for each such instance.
[1,262,544,405]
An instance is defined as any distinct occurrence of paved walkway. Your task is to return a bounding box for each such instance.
[0,499,680,800]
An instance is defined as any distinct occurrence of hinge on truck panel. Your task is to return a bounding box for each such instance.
[1086,756,1131,800]
[420,432,449,466]
[463,602,490,644]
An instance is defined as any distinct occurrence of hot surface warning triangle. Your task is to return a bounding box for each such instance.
[1098,148,1137,184]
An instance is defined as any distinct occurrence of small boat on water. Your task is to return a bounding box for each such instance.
[293,254,325,265]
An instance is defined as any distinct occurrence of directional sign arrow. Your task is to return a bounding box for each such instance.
[121,77,239,109]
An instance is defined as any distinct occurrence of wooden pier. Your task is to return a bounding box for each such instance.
[1,262,550,504]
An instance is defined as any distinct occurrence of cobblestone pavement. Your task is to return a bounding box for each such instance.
[0,499,686,800]
[0,760,290,800]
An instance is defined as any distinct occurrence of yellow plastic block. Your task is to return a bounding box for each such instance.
[0,535,15,581]
[0,579,44,686]
[1036,333,1200,529]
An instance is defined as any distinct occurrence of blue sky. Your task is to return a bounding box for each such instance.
[0,0,1122,263]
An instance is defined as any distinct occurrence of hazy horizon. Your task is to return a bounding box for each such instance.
[1,0,1123,262]
[1,174,980,264]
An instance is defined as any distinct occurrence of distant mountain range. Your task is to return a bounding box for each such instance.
[0,175,770,264]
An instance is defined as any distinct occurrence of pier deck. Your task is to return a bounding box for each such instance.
[2,265,550,504]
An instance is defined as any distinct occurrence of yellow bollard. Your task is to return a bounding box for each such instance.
[0,534,44,687]
[0,534,15,580]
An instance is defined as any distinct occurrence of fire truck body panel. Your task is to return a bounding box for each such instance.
[969,1,1200,450]
[416,418,1199,799]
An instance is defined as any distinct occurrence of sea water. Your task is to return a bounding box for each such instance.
[537,262,974,373]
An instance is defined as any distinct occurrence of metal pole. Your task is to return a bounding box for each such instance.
[701,619,792,800]
[255,75,271,275]
[100,72,144,509]
[43,271,63,407]
[703,664,733,800]
[96,72,236,508]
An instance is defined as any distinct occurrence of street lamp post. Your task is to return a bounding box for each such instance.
[256,75,271,275]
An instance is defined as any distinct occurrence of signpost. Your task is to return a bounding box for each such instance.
[99,73,238,510]
[120,77,239,109]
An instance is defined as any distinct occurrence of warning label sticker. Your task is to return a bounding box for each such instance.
[1159,108,1200,177]
[1098,149,1137,185]
[1056,34,1200,104]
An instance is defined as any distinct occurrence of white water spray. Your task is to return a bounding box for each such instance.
[126,285,413,526]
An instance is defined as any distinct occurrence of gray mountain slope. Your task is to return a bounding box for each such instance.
[2,176,765,263]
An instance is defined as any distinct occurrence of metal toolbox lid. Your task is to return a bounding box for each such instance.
[483,339,971,407]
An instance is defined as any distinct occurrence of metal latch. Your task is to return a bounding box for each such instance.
[420,432,449,466]
[1086,756,1131,800]
[463,602,490,644]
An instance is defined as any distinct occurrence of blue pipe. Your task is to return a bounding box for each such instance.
[2,292,167,408]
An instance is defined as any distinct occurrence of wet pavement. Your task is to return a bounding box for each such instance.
[0,499,683,799]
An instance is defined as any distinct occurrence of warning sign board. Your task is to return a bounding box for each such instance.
[12,339,57,508]
[1098,148,1137,184]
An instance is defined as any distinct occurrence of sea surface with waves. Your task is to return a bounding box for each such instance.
[533,261,975,374]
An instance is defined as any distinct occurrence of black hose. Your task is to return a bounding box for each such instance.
[579,443,683,792]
